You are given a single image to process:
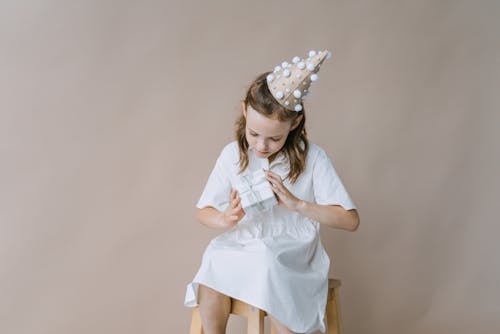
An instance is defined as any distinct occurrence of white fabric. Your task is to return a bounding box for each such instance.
[184,141,356,334]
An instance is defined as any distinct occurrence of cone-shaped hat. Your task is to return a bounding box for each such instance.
[266,49,332,112]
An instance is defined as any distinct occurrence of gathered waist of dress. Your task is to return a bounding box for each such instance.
[234,214,318,239]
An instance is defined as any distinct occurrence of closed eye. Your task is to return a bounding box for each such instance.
[249,130,282,141]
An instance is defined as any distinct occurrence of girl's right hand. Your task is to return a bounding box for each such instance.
[220,189,245,228]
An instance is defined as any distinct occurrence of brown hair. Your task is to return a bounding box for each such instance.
[235,72,309,184]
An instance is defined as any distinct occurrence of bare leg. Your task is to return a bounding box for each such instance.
[198,284,231,334]
[268,314,303,334]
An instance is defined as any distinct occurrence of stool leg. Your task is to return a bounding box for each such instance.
[189,307,204,334]
[247,305,265,334]
[326,285,342,334]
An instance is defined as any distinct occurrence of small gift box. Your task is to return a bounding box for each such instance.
[235,169,278,216]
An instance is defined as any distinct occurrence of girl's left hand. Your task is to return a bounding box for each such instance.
[265,170,302,212]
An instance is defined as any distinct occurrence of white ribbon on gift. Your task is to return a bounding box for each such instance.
[239,171,268,212]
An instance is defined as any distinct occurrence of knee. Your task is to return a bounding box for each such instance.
[199,284,224,297]
[268,314,303,334]
[198,284,230,305]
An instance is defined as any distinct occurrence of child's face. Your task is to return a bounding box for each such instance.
[242,102,301,159]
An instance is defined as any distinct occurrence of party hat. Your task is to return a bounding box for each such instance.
[266,49,332,112]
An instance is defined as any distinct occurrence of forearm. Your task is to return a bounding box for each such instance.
[295,200,359,231]
[196,207,225,229]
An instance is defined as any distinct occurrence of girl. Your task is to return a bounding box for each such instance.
[184,50,360,334]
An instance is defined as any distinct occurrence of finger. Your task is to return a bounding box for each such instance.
[228,215,239,222]
[268,177,279,188]
[273,182,288,197]
[231,189,237,200]
[265,170,276,178]
[232,190,241,207]
[266,172,281,183]
[266,170,281,179]
[230,202,243,213]
[270,182,280,194]
[266,174,279,185]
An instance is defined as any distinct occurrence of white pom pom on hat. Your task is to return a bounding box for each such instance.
[265,49,331,112]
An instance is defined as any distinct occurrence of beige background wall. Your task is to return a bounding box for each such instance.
[1,1,499,333]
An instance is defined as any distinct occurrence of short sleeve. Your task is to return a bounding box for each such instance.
[312,148,357,210]
[196,148,232,212]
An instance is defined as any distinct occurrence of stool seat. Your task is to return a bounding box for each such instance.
[189,278,343,334]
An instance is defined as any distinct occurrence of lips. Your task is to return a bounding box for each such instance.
[255,149,269,154]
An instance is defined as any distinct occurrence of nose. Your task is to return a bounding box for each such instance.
[256,140,268,152]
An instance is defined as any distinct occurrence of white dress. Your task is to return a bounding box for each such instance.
[184,141,356,334]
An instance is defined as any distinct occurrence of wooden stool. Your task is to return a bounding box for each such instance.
[189,278,343,334]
